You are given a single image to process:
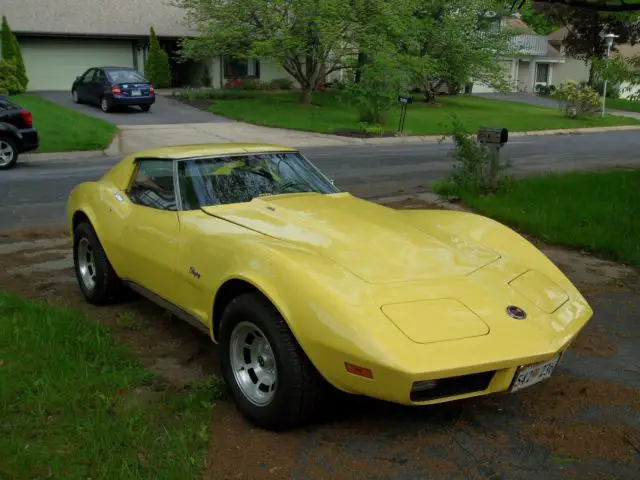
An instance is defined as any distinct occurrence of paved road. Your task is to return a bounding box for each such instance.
[2,130,640,230]
[35,91,229,125]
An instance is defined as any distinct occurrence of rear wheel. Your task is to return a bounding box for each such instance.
[100,96,111,113]
[0,137,18,170]
[73,221,123,305]
[219,292,331,430]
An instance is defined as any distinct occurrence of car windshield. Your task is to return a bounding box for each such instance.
[178,152,338,208]
[106,69,146,83]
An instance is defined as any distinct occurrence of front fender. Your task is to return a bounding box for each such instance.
[400,209,578,292]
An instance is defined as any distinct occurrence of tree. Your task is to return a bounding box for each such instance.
[403,0,518,101]
[518,0,562,33]
[511,1,640,13]
[144,26,172,88]
[0,60,23,94]
[174,0,412,104]
[1,16,27,91]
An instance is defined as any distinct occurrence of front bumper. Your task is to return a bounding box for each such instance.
[18,128,39,153]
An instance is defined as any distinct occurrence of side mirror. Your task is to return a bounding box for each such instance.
[76,76,82,81]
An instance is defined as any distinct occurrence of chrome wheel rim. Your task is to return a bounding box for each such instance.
[77,237,97,291]
[0,140,15,167]
[229,321,277,406]
[101,98,108,111]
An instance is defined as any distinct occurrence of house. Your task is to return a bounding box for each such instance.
[472,17,588,94]
[1,0,298,91]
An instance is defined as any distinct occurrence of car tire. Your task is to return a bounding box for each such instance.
[72,89,82,104]
[0,137,19,170]
[73,221,123,305]
[140,105,151,112]
[100,96,111,113]
[219,292,332,431]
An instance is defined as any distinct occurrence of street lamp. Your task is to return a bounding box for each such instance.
[601,32,619,118]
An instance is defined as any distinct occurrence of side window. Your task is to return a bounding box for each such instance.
[94,70,105,83]
[127,160,177,211]
[82,69,95,82]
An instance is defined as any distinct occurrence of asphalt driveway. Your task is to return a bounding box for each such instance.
[34,91,229,126]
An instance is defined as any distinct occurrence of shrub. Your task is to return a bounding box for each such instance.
[1,16,27,91]
[358,122,385,136]
[439,117,511,196]
[144,26,172,88]
[552,80,600,118]
[341,55,408,125]
[175,88,252,101]
[241,78,264,90]
[0,60,23,94]
[268,77,294,90]
[535,84,556,96]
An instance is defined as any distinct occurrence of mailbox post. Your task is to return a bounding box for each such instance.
[397,95,413,134]
[477,126,509,186]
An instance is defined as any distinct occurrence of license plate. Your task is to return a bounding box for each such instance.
[510,354,560,393]
[131,90,142,96]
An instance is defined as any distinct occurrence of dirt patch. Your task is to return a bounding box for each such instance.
[569,324,619,358]
[380,197,444,210]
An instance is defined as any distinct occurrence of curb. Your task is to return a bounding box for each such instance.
[21,124,640,163]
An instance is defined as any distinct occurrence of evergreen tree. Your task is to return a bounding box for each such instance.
[1,16,28,91]
[144,26,172,88]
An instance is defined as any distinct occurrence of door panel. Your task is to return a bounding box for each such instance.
[119,205,181,305]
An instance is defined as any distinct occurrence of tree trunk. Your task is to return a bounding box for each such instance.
[355,52,367,83]
[299,86,313,104]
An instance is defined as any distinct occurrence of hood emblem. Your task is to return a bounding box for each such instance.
[506,305,527,320]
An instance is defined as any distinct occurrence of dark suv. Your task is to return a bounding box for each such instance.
[71,67,155,113]
[0,95,39,170]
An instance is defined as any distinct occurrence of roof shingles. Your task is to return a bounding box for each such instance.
[2,0,196,37]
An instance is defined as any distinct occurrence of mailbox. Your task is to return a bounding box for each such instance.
[398,95,413,104]
[477,127,508,145]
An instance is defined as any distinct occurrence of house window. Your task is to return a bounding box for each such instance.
[223,56,260,79]
[536,63,550,83]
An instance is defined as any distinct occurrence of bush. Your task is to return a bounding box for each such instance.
[240,78,264,90]
[552,80,600,118]
[268,77,294,90]
[0,60,23,94]
[358,122,385,136]
[439,118,511,196]
[175,88,253,101]
[535,84,556,96]
[1,16,27,91]
[341,55,408,124]
[144,26,172,88]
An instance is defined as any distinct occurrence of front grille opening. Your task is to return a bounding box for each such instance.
[410,370,496,402]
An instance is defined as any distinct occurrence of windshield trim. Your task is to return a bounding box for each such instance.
[174,150,338,210]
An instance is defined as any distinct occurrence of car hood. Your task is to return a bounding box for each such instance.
[202,193,501,284]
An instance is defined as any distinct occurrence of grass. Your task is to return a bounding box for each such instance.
[0,292,224,480]
[605,97,640,113]
[436,169,640,266]
[11,94,117,153]
[203,91,640,135]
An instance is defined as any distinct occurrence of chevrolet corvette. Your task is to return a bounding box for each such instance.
[67,143,593,430]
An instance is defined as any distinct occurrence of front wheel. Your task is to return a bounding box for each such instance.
[219,292,331,430]
[73,221,123,305]
[72,89,82,104]
[0,137,19,170]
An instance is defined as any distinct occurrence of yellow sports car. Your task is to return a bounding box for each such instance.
[67,143,593,430]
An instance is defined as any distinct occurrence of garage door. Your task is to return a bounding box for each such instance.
[19,37,135,91]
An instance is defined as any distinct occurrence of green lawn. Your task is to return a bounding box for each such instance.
[0,292,223,480]
[11,94,117,153]
[205,91,640,135]
[605,97,640,113]
[438,170,640,266]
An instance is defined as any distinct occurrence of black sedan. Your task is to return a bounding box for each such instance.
[0,95,39,170]
[71,67,155,113]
